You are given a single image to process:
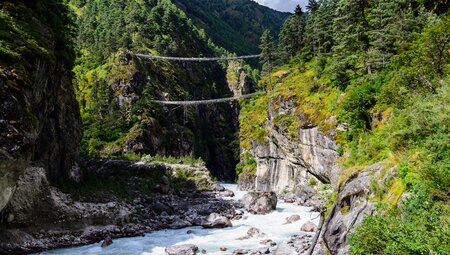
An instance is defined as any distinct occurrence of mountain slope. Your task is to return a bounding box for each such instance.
[173,0,289,54]
[69,0,283,179]
[238,0,450,254]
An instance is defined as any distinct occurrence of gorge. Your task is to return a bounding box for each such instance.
[1,0,449,255]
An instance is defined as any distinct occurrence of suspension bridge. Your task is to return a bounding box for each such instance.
[136,52,266,105]
[136,53,262,62]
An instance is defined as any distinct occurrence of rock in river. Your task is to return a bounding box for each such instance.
[202,213,232,228]
[101,236,113,248]
[241,192,277,214]
[301,221,318,232]
[284,214,301,224]
[165,244,198,255]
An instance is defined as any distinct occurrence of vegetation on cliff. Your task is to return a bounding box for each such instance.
[0,0,82,184]
[239,0,449,253]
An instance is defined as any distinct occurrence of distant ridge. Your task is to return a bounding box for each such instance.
[172,0,289,54]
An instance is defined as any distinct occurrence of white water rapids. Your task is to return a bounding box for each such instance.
[38,184,319,255]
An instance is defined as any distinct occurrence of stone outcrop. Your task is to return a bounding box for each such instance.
[284,214,301,224]
[242,123,339,193]
[237,92,340,194]
[0,1,82,213]
[241,191,277,214]
[301,221,318,232]
[318,163,382,255]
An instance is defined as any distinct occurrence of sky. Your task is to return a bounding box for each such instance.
[253,0,308,13]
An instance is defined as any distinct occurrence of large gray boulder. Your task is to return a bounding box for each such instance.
[274,243,295,255]
[241,192,277,214]
[301,221,318,232]
[202,213,232,228]
[165,244,198,255]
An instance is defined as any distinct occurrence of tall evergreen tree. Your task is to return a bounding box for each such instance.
[279,5,306,60]
[304,0,338,56]
[306,0,319,13]
[367,0,421,70]
[331,0,371,88]
[259,29,276,74]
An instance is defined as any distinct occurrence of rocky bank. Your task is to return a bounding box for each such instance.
[0,159,239,254]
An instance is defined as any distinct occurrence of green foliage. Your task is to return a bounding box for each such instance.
[236,152,257,177]
[339,78,380,135]
[350,187,450,255]
[243,2,450,253]
[279,5,306,60]
[71,0,242,179]
[0,1,75,68]
[259,29,276,74]
[308,177,318,186]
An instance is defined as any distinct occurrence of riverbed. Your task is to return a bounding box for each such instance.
[37,184,319,255]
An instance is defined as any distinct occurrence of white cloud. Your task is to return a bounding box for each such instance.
[253,0,308,13]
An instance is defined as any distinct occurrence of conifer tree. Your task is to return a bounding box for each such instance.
[304,0,337,56]
[279,5,306,60]
[306,0,319,13]
[367,0,421,70]
[331,0,370,88]
[259,29,275,74]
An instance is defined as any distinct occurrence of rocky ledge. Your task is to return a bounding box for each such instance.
[0,159,238,254]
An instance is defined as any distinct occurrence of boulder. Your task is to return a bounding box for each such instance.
[247,227,261,237]
[273,243,295,255]
[220,190,235,197]
[212,183,226,192]
[232,249,250,255]
[202,213,232,228]
[101,236,113,248]
[165,244,198,255]
[241,192,277,214]
[284,214,301,224]
[301,221,318,232]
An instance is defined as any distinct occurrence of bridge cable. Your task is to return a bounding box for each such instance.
[151,91,264,106]
[135,53,261,62]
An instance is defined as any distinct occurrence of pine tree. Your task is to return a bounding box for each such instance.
[259,29,275,74]
[306,0,319,13]
[279,5,306,60]
[304,0,338,56]
[367,0,421,70]
[330,0,371,88]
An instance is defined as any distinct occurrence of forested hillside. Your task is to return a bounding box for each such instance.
[239,0,449,253]
[172,0,289,54]
[69,0,260,179]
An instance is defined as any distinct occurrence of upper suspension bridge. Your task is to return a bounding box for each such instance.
[135,53,262,62]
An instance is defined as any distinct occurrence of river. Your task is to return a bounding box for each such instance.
[37,184,319,255]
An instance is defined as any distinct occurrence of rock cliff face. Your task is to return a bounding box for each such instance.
[319,163,381,255]
[0,1,82,212]
[238,91,380,254]
[250,124,339,193]
[238,97,339,194]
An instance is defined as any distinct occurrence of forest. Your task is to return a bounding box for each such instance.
[242,0,449,253]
